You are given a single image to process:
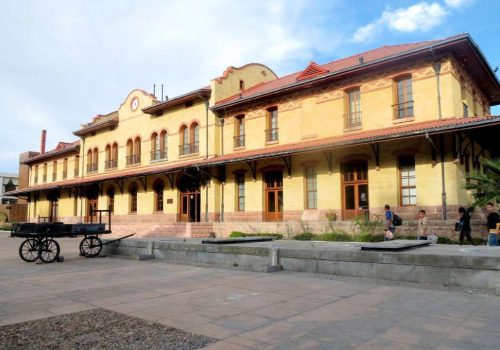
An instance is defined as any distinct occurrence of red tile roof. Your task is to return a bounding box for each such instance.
[24,140,80,164]
[214,35,463,108]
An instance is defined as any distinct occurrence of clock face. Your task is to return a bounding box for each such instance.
[131,97,139,111]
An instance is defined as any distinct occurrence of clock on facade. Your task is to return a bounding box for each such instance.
[131,97,139,111]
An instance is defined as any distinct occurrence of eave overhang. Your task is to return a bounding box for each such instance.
[142,88,211,115]
[73,118,119,137]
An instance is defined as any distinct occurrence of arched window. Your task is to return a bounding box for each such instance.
[179,125,189,155]
[43,163,48,183]
[87,149,92,170]
[112,143,118,167]
[74,155,80,177]
[153,179,164,212]
[106,186,115,213]
[190,122,199,153]
[126,139,134,165]
[151,132,159,160]
[234,115,245,148]
[92,148,99,172]
[160,130,168,160]
[105,144,112,169]
[134,137,141,159]
[63,158,68,179]
[52,161,57,181]
[129,183,138,213]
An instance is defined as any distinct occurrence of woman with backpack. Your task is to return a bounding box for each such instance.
[456,207,475,245]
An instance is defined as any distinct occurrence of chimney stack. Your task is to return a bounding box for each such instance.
[40,129,47,154]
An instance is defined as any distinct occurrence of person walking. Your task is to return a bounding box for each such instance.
[417,209,429,240]
[485,202,500,246]
[457,207,475,245]
[384,204,395,241]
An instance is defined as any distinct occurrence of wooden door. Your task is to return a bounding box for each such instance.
[341,161,369,220]
[49,201,58,223]
[264,171,283,221]
[180,191,200,222]
[87,198,98,223]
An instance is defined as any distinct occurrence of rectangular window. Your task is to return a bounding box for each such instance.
[34,165,39,184]
[236,174,245,211]
[266,108,279,142]
[52,161,57,181]
[399,156,416,206]
[43,163,47,183]
[305,167,318,209]
[346,89,361,127]
[234,115,245,147]
[394,77,414,119]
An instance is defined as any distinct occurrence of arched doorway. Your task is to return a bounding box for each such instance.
[85,184,99,223]
[341,160,369,219]
[178,172,201,222]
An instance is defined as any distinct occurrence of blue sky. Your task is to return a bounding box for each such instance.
[1,0,499,172]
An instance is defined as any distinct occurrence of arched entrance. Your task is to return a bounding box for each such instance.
[178,172,201,222]
[85,184,99,223]
[341,160,369,219]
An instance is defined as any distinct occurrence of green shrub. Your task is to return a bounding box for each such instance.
[229,231,283,240]
[0,224,12,231]
[293,232,315,241]
[316,232,352,242]
[437,236,455,244]
[356,233,385,242]
[229,231,246,238]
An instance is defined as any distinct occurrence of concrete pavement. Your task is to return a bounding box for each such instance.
[1,232,500,349]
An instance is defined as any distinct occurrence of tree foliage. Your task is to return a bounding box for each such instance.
[464,157,500,208]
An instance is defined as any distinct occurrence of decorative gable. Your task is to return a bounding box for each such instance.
[296,61,330,81]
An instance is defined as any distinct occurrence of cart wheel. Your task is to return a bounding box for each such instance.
[40,238,60,263]
[79,236,102,258]
[19,239,40,262]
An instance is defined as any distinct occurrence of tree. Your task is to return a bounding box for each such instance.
[464,157,500,208]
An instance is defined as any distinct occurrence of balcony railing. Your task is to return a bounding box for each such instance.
[105,159,117,170]
[344,111,362,128]
[126,154,141,166]
[179,143,199,156]
[393,100,414,119]
[62,171,67,180]
[87,163,98,173]
[265,128,279,142]
[234,134,245,148]
[74,168,79,177]
[43,175,47,183]
[151,149,168,161]
[34,176,38,185]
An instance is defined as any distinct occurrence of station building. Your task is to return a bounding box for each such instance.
[8,33,500,237]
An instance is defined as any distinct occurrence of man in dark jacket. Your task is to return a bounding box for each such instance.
[486,203,500,246]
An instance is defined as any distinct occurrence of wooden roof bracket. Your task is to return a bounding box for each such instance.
[114,179,124,194]
[370,143,380,170]
[138,176,147,192]
[323,150,333,174]
[246,160,257,180]
[282,155,292,178]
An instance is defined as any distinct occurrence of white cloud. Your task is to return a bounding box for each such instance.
[382,2,447,33]
[350,0,473,43]
[444,0,474,8]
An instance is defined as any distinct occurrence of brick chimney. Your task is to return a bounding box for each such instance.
[40,129,47,154]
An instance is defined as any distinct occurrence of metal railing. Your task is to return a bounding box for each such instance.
[74,168,79,177]
[234,134,245,148]
[393,100,414,119]
[126,154,141,165]
[344,111,362,128]
[62,171,67,180]
[87,163,98,173]
[52,173,57,182]
[179,142,199,156]
[151,149,168,161]
[265,128,279,142]
[42,175,47,183]
[105,159,117,169]
[34,176,38,185]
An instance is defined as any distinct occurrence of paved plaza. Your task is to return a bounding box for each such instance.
[1,232,500,349]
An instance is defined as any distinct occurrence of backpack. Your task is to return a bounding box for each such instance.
[392,214,403,226]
